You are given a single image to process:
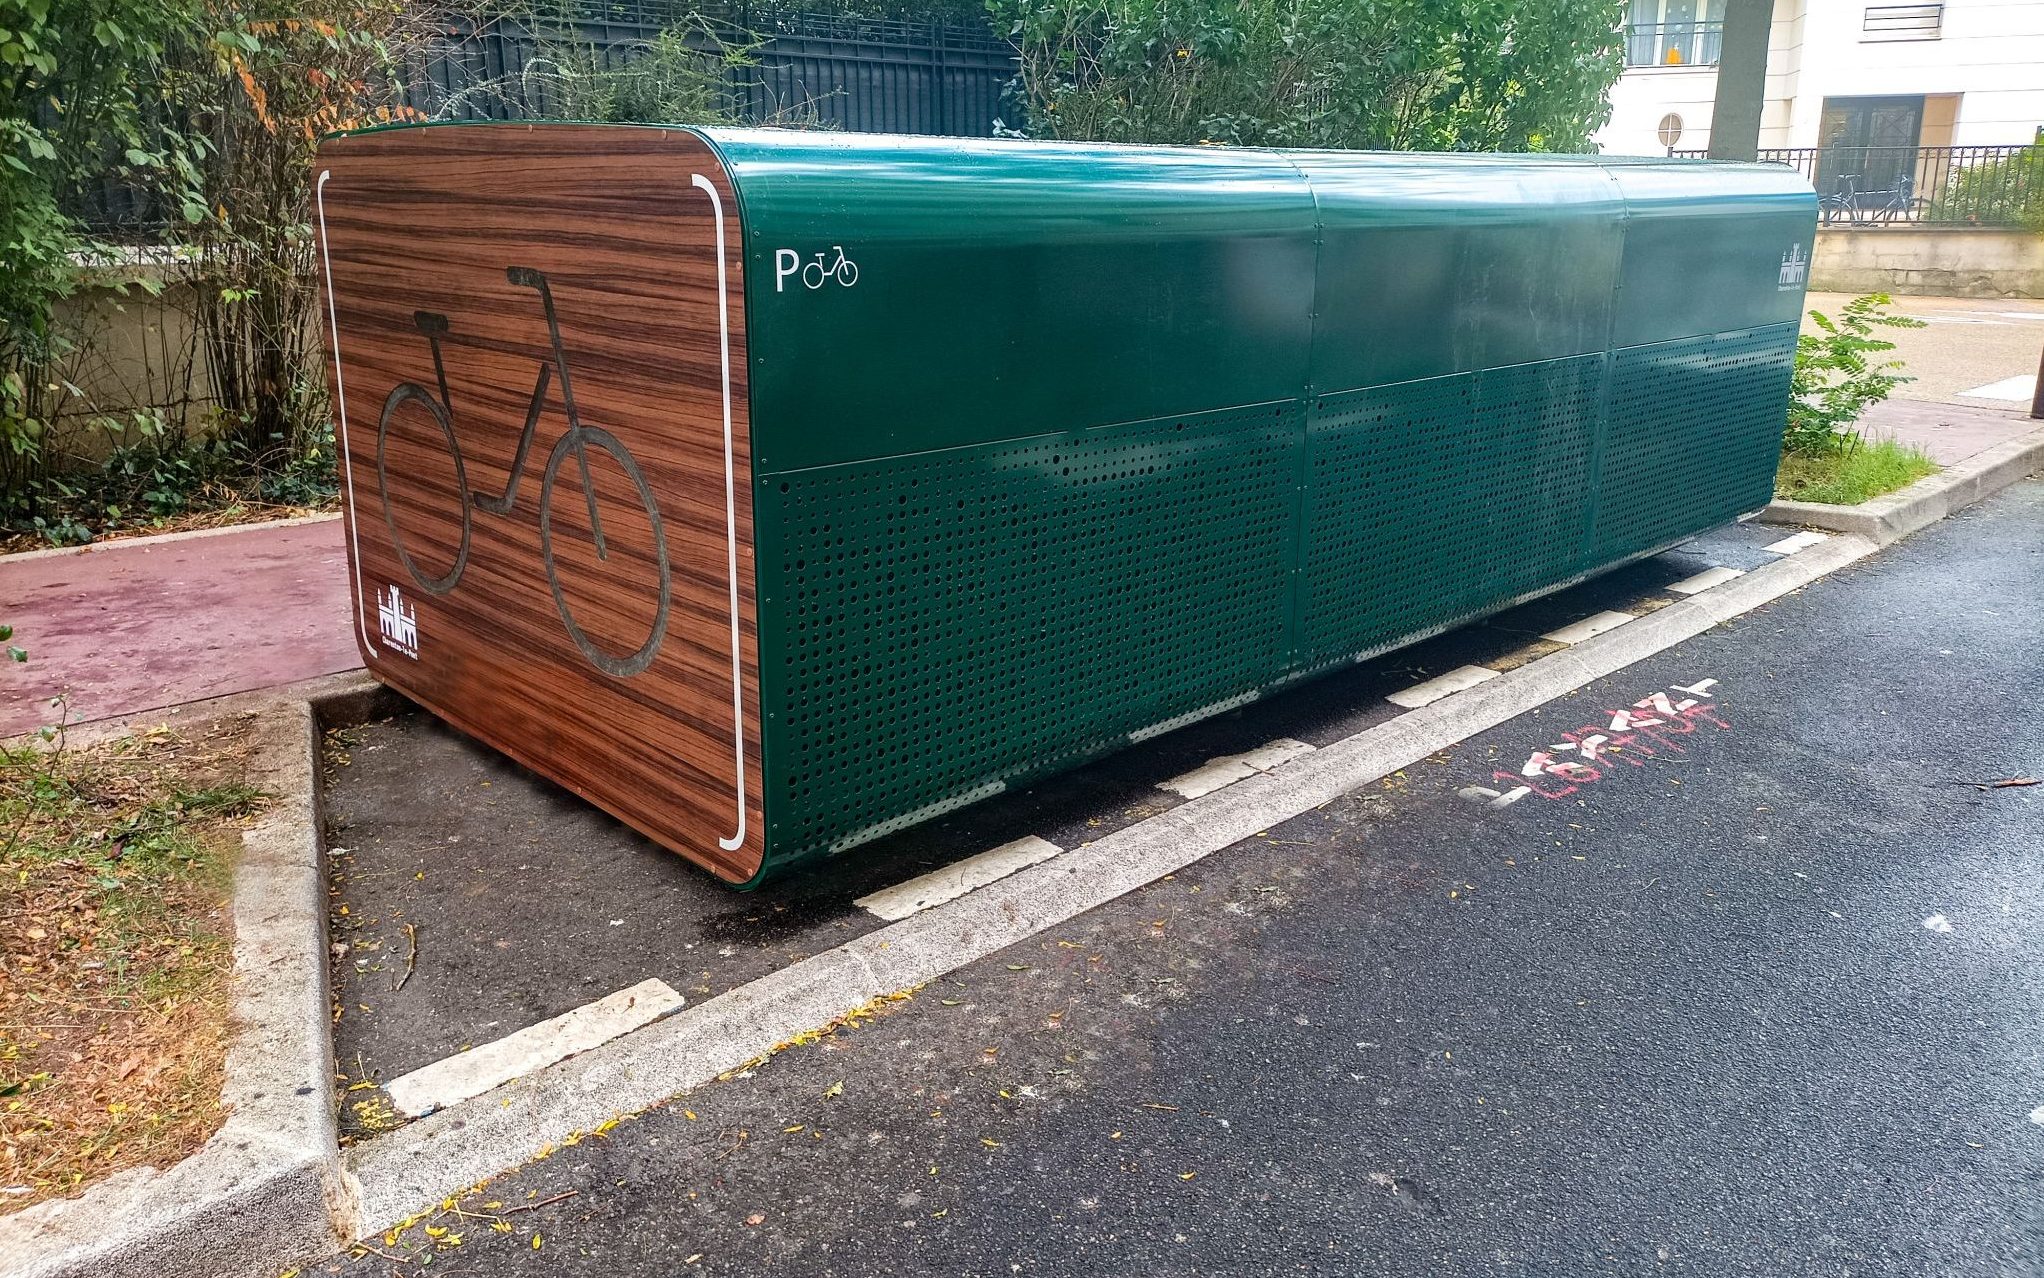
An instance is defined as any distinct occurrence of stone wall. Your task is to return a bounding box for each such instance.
[1811,227,2044,299]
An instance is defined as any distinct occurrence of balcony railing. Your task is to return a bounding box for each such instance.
[1625,19,1723,67]
[1670,144,2043,228]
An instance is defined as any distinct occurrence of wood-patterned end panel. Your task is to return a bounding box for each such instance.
[314,125,762,883]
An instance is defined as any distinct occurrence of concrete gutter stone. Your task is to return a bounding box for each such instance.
[1765,426,2044,544]
[0,703,345,1278]
[0,512,341,565]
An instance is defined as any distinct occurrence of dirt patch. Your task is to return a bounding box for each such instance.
[0,717,264,1214]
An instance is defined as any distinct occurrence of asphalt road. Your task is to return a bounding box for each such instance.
[320,522,1786,1112]
[321,481,2044,1277]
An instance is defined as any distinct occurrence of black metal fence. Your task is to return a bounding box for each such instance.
[1673,144,2042,228]
[399,5,1015,134]
[66,4,1017,234]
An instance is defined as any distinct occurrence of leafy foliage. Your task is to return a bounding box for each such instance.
[1785,294,1925,458]
[991,0,1627,151]
[434,3,755,126]
[1,0,196,496]
[1927,143,2044,232]
[157,1,422,470]
[1,0,419,545]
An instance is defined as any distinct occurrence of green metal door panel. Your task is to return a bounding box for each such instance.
[694,128,1318,475]
[1287,154,1626,387]
[1605,165,1817,345]
[1593,324,1798,560]
[754,400,1303,871]
[1299,353,1607,671]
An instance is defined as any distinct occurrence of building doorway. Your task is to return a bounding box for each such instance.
[1817,95,1925,200]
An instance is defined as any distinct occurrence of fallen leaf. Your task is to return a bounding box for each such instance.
[745,1214,765,1226]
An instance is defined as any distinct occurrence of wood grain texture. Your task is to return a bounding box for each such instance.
[314,124,762,883]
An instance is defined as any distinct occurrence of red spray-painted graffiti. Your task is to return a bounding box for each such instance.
[1458,679,1726,809]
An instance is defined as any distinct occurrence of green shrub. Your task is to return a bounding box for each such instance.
[1785,293,1924,458]
[992,0,1627,151]
[1927,146,2044,232]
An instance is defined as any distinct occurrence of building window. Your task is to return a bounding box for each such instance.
[1626,0,1723,67]
[1863,4,1943,41]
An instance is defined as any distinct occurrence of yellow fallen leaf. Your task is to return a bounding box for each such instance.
[532,1232,542,1250]
[824,1080,843,1098]
[1179,1172,1196,1180]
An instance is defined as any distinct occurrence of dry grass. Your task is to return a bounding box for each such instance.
[0,718,264,1214]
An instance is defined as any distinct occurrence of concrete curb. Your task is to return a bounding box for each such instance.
[339,532,1878,1237]
[0,703,345,1278]
[0,512,340,565]
[1764,426,2044,544]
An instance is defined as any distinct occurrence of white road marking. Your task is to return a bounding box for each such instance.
[1667,566,1745,596]
[1542,610,1636,645]
[855,836,1066,920]
[1159,738,1316,799]
[383,979,685,1118]
[1922,913,1955,934]
[1456,784,1532,809]
[1957,374,2037,402]
[1671,678,1719,696]
[1763,531,1830,555]
[1388,665,1500,708]
[2030,1105,2044,1126]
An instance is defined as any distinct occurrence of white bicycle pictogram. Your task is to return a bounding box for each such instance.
[800,245,859,289]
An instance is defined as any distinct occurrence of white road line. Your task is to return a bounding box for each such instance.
[1958,374,2037,402]
[1541,610,1635,645]
[1763,530,1831,555]
[1456,783,1532,809]
[1667,566,1746,595]
[854,836,1065,921]
[1387,665,1500,708]
[1158,738,1316,800]
[382,979,685,1118]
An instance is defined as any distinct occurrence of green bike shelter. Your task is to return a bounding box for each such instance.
[315,124,1815,885]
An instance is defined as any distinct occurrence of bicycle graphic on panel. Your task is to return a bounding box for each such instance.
[375,265,671,678]
[801,245,858,289]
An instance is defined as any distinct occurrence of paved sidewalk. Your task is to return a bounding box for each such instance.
[1860,396,2039,466]
[1804,291,2043,407]
[0,516,361,738]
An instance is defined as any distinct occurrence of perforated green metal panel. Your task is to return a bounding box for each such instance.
[757,402,1302,860]
[1300,353,1607,671]
[1594,324,1798,560]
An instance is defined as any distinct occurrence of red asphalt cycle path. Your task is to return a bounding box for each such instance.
[1,517,361,739]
